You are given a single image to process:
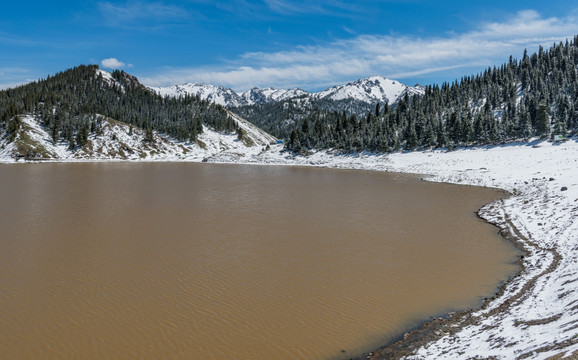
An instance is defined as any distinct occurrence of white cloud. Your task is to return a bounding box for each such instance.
[140,10,578,91]
[101,58,126,69]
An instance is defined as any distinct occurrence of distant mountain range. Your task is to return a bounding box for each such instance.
[150,83,307,108]
[149,75,425,108]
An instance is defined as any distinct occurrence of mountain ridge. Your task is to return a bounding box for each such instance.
[149,75,424,108]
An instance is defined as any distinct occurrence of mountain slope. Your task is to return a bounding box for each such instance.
[0,66,277,162]
[151,76,425,141]
[0,111,276,162]
[282,39,578,154]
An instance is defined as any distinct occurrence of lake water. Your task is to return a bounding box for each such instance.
[0,163,520,359]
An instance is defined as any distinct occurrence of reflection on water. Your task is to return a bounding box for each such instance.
[0,163,520,359]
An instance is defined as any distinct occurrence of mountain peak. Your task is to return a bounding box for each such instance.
[314,76,422,105]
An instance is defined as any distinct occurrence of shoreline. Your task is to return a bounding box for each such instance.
[2,138,577,359]
[359,195,534,360]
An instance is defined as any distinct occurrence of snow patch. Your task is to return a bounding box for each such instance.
[95,68,115,85]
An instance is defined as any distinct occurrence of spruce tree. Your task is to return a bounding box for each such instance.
[535,103,551,138]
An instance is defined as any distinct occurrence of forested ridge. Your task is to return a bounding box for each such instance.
[0,65,237,148]
[282,37,578,153]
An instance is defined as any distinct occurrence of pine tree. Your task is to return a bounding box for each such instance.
[535,103,551,138]
[405,119,418,150]
[6,115,21,142]
[145,128,154,143]
[237,127,245,141]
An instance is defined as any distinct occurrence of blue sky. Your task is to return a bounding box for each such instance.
[1,1,578,91]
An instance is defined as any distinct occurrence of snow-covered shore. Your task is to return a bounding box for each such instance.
[232,139,578,359]
[381,141,578,359]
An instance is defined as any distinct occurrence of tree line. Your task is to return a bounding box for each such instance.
[281,37,578,153]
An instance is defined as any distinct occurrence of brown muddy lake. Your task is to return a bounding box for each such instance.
[0,162,520,359]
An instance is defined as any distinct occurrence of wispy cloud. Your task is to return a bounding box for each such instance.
[342,26,356,35]
[0,31,77,49]
[140,10,578,91]
[97,1,189,26]
[262,0,368,15]
[263,0,323,14]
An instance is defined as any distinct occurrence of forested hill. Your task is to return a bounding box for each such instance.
[284,37,578,153]
[0,65,237,148]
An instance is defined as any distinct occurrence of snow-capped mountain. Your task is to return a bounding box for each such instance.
[314,76,422,105]
[150,83,308,107]
[150,76,424,108]
[151,83,244,107]
[240,87,308,105]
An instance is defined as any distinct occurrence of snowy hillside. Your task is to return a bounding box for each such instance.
[0,112,276,163]
[149,75,424,108]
